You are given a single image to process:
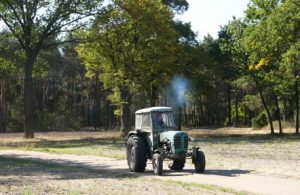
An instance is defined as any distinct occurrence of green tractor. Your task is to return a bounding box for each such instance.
[126,107,205,175]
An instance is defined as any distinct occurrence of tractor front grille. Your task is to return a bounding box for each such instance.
[173,134,188,150]
[174,136,181,148]
[184,136,188,149]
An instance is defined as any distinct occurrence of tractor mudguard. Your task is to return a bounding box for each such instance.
[126,131,151,158]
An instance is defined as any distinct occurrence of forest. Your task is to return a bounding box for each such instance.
[0,0,299,138]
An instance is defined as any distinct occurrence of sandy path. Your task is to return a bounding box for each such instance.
[0,150,299,195]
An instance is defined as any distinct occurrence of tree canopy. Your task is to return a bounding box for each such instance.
[0,0,299,136]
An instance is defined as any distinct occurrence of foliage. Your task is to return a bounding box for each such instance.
[241,95,262,112]
[252,112,268,129]
[0,0,299,133]
[162,0,189,13]
[0,0,104,137]
[78,0,178,107]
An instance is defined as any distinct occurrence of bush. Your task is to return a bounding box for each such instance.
[252,112,268,129]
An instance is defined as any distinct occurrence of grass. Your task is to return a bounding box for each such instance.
[0,137,126,159]
[165,180,250,195]
[1,132,299,161]
[22,188,33,195]
[0,156,245,195]
[0,156,246,195]
[1,130,300,179]
[0,156,79,170]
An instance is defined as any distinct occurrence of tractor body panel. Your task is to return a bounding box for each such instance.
[160,131,188,154]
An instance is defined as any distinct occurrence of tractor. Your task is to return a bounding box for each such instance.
[125,106,205,175]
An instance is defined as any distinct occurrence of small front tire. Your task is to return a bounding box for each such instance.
[193,150,205,173]
[152,153,163,176]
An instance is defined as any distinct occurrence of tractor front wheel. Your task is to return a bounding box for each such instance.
[152,153,163,175]
[193,150,206,173]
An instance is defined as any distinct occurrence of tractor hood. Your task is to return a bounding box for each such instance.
[160,131,188,153]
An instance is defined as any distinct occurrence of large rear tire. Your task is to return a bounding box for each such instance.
[126,135,147,172]
[193,150,205,173]
[152,153,163,176]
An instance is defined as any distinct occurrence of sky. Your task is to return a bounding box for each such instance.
[0,0,250,40]
[176,0,250,40]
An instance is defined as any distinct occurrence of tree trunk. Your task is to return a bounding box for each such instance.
[184,104,187,127]
[120,88,131,136]
[251,74,274,134]
[199,95,204,123]
[149,85,159,107]
[93,75,101,130]
[177,107,182,130]
[0,80,6,132]
[295,80,299,134]
[283,98,288,122]
[275,96,283,134]
[216,92,220,126]
[227,87,232,126]
[150,98,156,107]
[235,91,239,127]
[24,53,36,138]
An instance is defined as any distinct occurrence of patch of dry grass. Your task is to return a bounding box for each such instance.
[0,156,231,195]
[0,131,121,143]
[1,129,300,179]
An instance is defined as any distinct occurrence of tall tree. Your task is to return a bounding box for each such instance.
[0,31,21,132]
[244,0,300,133]
[0,0,102,138]
[78,0,178,135]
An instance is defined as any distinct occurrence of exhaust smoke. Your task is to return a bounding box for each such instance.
[171,76,189,107]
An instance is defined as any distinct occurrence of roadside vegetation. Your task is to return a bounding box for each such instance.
[1,130,299,179]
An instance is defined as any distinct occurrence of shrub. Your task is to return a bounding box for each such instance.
[252,112,268,129]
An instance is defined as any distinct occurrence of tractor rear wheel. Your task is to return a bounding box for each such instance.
[193,150,206,173]
[152,153,163,175]
[126,135,147,172]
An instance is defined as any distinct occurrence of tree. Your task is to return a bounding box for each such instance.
[0,0,102,138]
[162,0,189,13]
[78,0,178,135]
[243,0,300,134]
[0,31,22,132]
[220,18,277,133]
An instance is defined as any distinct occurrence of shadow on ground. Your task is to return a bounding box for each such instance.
[0,155,136,187]
[161,168,251,177]
[0,154,252,188]
[202,169,251,177]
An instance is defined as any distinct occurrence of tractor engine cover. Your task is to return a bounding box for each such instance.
[160,131,188,154]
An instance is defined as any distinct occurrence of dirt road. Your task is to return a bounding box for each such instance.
[0,150,299,195]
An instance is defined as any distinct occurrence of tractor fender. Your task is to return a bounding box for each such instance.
[126,131,151,158]
[153,148,164,156]
[127,131,139,138]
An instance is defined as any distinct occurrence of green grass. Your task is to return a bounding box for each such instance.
[0,156,79,170]
[0,138,126,159]
[165,180,250,195]
[22,188,33,195]
[1,134,299,164]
